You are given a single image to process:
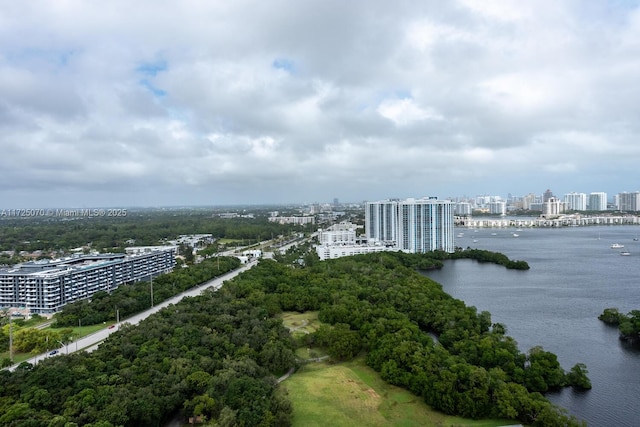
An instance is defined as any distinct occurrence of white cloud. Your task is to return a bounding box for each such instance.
[377,98,442,126]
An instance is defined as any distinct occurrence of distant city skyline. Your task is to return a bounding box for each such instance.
[2,2,640,208]
[3,185,640,210]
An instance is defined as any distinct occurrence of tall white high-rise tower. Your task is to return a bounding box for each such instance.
[365,197,454,253]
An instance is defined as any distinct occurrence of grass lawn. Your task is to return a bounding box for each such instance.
[278,311,321,335]
[1,322,114,362]
[217,238,244,245]
[282,357,515,427]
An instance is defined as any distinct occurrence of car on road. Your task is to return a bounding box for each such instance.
[48,350,58,356]
[108,325,115,329]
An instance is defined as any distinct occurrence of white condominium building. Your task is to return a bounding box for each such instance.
[617,192,640,211]
[365,200,398,243]
[455,202,472,216]
[564,192,587,211]
[488,201,507,215]
[397,198,455,253]
[366,197,454,253]
[268,216,315,225]
[316,244,397,261]
[542,197,566,217]
[318,222,357,246]
[0,248,175,314]
[588,192,607,211]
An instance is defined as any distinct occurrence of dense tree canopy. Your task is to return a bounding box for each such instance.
[1,250,584,426]
[1,269,296,426]
[0,210,302,253]
[236,253,584,425]
[53,256,241,328]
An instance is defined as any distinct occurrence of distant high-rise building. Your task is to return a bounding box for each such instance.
[488,201,507,215]
[564,192,587,211]
[588,192,607,211]
[543,189,554,202]
[618,192,640,211]
[522,193,540,210]
[543,197,565,217]
[455,202,472,216]
[366,197,454,253]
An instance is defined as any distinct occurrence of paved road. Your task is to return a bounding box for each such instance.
[6,259,259,371]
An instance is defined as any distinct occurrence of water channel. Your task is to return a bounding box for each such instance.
[423,224,640,426]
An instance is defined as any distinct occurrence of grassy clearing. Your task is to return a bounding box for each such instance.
[294,346,329,360]
[218,238,244,245]
[1,323,114,362]
[282,357,514,427]
[278,311,321,334]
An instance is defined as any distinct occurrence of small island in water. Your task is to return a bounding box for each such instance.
[599,308,640,344]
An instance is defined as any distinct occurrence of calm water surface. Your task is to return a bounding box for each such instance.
[424,225,640,427]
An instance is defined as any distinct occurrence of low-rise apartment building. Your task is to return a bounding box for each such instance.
[0,248,175,314]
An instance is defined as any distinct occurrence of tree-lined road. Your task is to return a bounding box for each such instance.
[6,259,259,371]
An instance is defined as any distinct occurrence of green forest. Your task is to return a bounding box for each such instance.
[0,210,305,257]
[0,251,589,426]
[0,256,241,364]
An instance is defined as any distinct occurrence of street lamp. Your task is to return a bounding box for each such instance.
[56,340,68,355]
[9,314,13,363]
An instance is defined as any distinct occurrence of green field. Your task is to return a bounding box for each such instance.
[283,356,514,427]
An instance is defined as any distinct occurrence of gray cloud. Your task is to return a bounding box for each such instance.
[1,0,639,207]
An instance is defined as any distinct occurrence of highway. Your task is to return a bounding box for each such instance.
[6,258,259,371]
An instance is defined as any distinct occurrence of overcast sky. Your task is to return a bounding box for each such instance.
[1,1,640,208]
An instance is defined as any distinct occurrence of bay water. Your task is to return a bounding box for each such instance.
[423,224,640,426]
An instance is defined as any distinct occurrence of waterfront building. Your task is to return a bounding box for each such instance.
[0,248,175,314]
[564,192,587,211]
[617,192,640,212]
[488,201,507,215]
[522,193,540,210]
[396,198,455,253]
[317,197,454,261]
[366,197,455,252]
[318,222,358,246]
[455,202,472,216]
[365,200,399,244]
[315,244,397,261]
[542,197,566,217]
[588,192,608,211]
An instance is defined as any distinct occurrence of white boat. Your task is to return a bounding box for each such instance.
[620,251,631,256]
[611,243,624,249]
[512,233,519,237]
[491,233,497,236]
